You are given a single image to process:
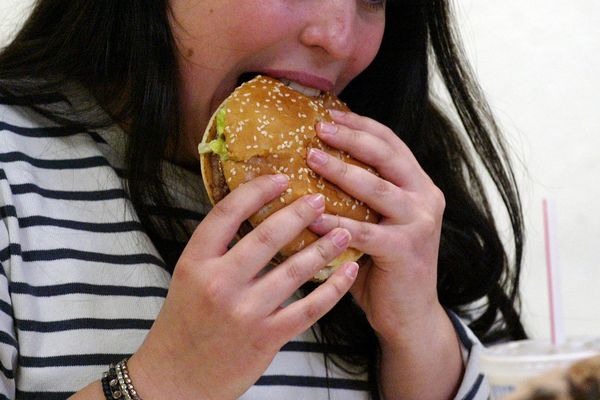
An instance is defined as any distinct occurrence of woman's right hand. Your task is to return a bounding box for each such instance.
[127,174,357,400]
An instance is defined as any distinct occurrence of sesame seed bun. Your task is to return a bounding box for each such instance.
[199,75,379,281]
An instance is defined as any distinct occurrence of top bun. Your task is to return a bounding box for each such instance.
[199,75,379,281]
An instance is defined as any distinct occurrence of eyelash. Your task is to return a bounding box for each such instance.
[363,0,386,11]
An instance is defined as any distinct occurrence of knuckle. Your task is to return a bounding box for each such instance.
[293,201,312,222]
[285,259,306,284]
[302,302,321,322]
[382,146,396,164]
[374,179,393,197]
[231,303,254,323]
[336,160,350,178]
[413,214,439,242]
[250,334,273,354]
[356,222,373,245]
[423,214,440,234]
[349,128,361,146]
[255,225,277,249]
[433,187,446,214]
[314,241,329,263]
[211,201,231,219]
[204,278,227,306]
[328,278,347,299]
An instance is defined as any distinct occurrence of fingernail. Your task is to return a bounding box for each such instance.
[331,229,350,248]
[306,193,325,209]
[328,109,346,119]
[269,174,289,185]
[318,122,337,135]
[308,148,328,166]
[344,262,359,279]
[310,215,324,226]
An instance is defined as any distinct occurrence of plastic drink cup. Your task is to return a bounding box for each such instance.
[480,337,600,399]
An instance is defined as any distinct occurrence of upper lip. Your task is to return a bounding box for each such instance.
[259,69,335,93]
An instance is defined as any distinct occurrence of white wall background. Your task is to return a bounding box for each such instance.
[454,1,600,338]
[1,0,599,338]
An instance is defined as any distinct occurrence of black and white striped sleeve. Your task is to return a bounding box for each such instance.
[0,167,18,399]
[447,311,490,400]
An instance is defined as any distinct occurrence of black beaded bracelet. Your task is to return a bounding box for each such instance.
[102,365,121,400]
[101,374,112,399]
[102,359,143,400]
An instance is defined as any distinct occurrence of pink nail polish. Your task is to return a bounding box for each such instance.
[308,148,328,166]
[345,262,359,279]
[331,229,350,248]
[318,122,337,135]
[328,109,346,119]
[270,174,289,185]
[306,194,325,209]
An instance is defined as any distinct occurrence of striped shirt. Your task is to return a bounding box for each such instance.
[0,91,490,399]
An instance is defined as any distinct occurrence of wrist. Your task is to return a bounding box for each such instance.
[126,340,189,400]
[377,304,464,400]
[376,303,451,351]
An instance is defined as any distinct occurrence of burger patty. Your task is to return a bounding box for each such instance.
[210,154,229,202]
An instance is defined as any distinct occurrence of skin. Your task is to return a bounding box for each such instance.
[70,0,463,399]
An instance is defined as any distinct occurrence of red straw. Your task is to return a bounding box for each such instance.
[542,199,556,344]
[542,198,565,345]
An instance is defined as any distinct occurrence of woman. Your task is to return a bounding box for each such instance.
[0,0,526,399]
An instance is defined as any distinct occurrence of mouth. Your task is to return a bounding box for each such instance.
[237,72,323,98]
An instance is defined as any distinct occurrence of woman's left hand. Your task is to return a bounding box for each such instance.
[306,110,447,343]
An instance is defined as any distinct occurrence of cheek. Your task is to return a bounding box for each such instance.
[220,1,297,50]
[359,23,386,70]
[340,22,385,89]
[170,1,288,66]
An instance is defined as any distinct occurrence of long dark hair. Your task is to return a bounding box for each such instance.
[0,0,526,392]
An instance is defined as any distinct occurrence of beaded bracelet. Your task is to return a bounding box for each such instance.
[102,359,143,400]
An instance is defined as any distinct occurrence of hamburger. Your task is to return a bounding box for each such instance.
[198,75,379,281]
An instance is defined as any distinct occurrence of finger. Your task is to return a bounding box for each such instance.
[316,121,422,188]
[189,174,289,258]
[307,148,411,219]
[308,214,389,256]
[329,110,411,151]
[225,193,326,280]
[268,261,358,340]
[251,228,351,314]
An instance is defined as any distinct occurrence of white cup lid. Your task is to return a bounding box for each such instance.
[480,337,600,382]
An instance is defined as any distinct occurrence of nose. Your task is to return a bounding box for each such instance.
[299,1,358,61]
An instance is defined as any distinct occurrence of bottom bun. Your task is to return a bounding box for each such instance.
[313,248,364,282]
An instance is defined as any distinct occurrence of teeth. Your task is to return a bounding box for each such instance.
[280,79,321,97]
